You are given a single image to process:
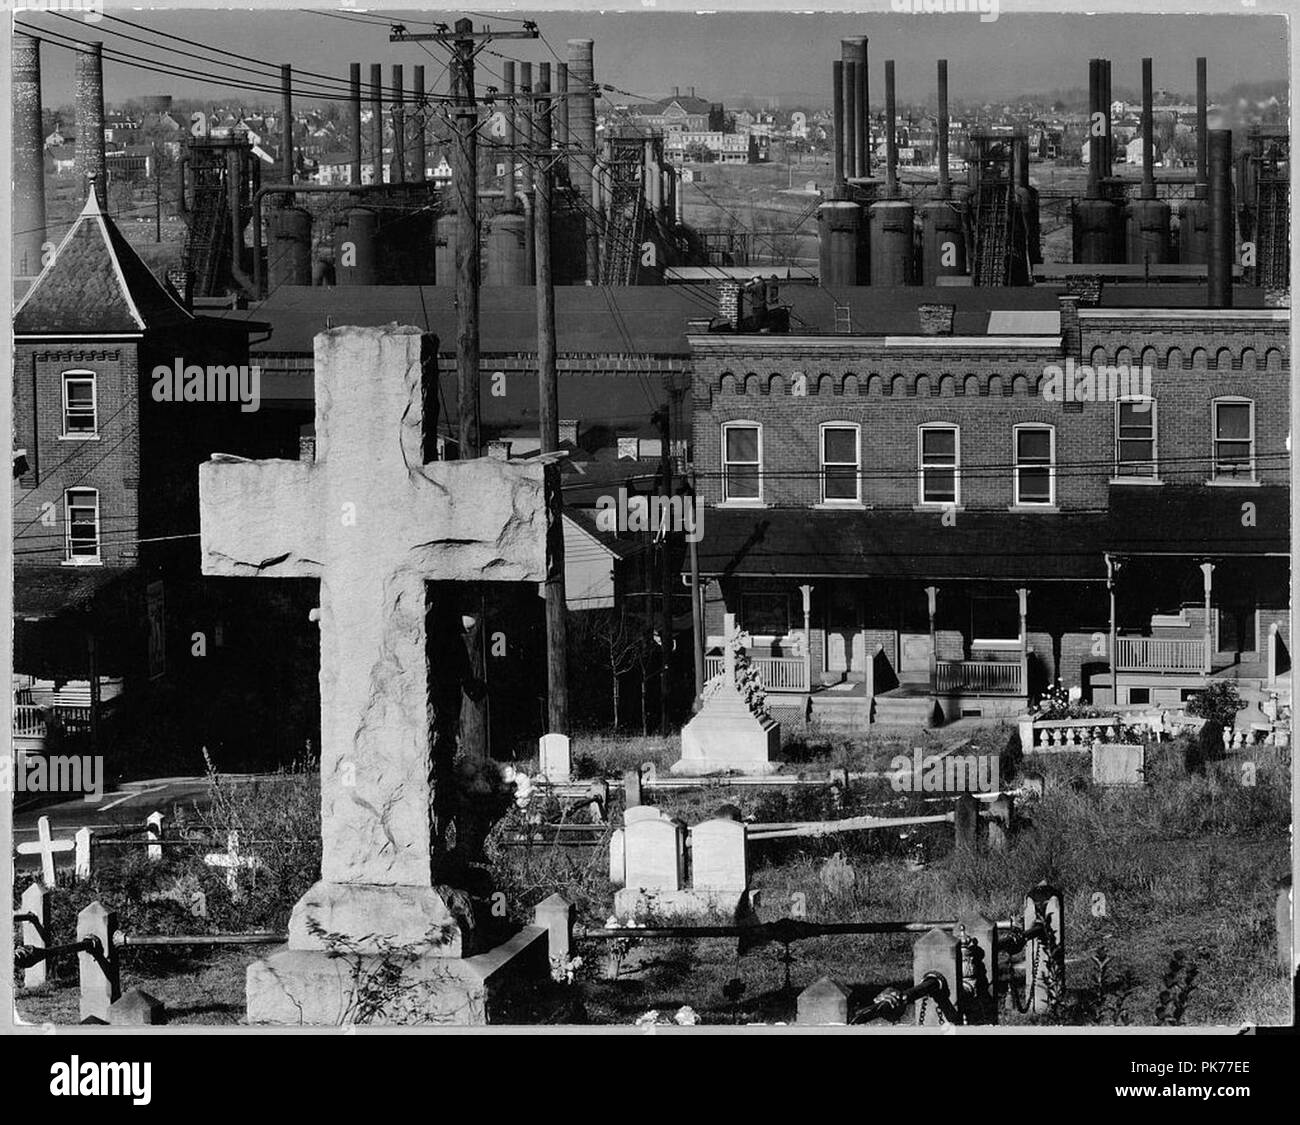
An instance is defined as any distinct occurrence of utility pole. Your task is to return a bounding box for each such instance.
[393,19,539,760]
[533,62,569,736]
[655,401,674,731]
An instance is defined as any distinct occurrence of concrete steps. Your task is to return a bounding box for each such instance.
[872,692,942,728]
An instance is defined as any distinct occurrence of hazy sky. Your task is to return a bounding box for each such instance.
[14,9,1288,108]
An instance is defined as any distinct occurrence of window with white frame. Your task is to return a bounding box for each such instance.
[1212,398,1255,480]
[65,488,101,562]
[1014,424,1055,506]
[62,371,98,437]
[918,424,959,505]
[1115,398,1157,478]
[820,422,860,503]
[722,422,762,501]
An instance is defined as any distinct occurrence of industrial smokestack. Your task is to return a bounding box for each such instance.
[566,38,599,283]
[502,61,516,199]
[1087,58,1101,199]
[885,59,898,197]
[349,63,363,187]
[842,38,867,178]
[75,42,106,207]
[370,63,383,185]
[843,60,858,183]
[412,65,426,181]
[937,59,950,198]
[1102,59,1113,176]
[391,64,405,184]
[1195,57,1208,200]
[281,64,294,185]
[1141,58,1155,200]
[557,62,570,182]
[13,33,46,278]
[832,60,846,185]
[1207,128,1233,308]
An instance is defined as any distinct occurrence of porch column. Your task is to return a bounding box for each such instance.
[1017,587,1029,697]
[1105,554,1119,704]
[925,585,938,687]
[723,611,738,684]
[1200,562,1215,674]
[799,584,814,695]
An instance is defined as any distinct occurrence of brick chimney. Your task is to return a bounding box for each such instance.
[917,303,955,335]
[75,42,107,207]
[1057,293,1081,359]
[717,280,742,326]
[487,440,512,461]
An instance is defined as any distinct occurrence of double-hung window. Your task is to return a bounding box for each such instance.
[65,489,101,563]
[820,423,860,503]
[1115,398,1158,478]
[1212,398,1255,481]
[62,371,98,437]
[722,422,762,502]
[918,424,959,505]
[1014,424,1055,506]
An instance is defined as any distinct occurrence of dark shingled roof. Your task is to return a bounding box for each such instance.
[14,189,193,336]
[695,508,1112,582]
[13,566,133,621]
[696,487,1288,582]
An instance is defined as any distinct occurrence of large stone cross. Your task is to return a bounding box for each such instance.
[199,326,545,954]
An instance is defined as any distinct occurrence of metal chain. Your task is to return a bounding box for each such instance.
[1011,935,1041,1014]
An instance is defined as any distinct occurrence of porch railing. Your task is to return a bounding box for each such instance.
[705,654,809,693]
[934,659,1024,695]
[1114,636,1208,673]
[13,704,47,740]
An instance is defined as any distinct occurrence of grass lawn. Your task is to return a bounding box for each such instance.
[15,730,1291,1028]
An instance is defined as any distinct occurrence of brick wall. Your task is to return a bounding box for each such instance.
[13,342,141,566]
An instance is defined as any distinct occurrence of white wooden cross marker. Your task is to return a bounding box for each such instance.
[198,327,546,909]
[17,816,74,886]
[204,831,262,899]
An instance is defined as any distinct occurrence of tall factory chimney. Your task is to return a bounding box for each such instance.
[868,59,913,285]
[843,59,858,184]
[841,38,867,179]
[412,65,426,181]
[884,59,898,198]
[920,59,964,285]
[1179,57,1210,264]
[349,63,363,187]
[370,63,384,185]
[502,61,516,199]
[1126,57,1170,267]
[556,62,571,183]
[1086,58,1102,199]
[566,39,599,283]
[13,32,47,278]
[75,42,107,207]
[1207,128,1233,308]
[391,64,405,184]
[937,59,950,199]
[832,60,846,187]
[281,64,294,185]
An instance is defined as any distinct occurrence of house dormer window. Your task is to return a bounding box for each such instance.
[62,371,98,438]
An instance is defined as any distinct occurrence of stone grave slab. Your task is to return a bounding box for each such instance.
[1091,742,1145,786]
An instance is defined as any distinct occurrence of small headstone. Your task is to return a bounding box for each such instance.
[623,768,642,809]
[953,793,980,851]
[797,976,849,1025]
[622,810,686,892]
[819,852,856,899]
[109,988,166,1026]
[539,732,571,783]
[690,818,748,891]
[609,828,625,886]
[1091,743,1145,786]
